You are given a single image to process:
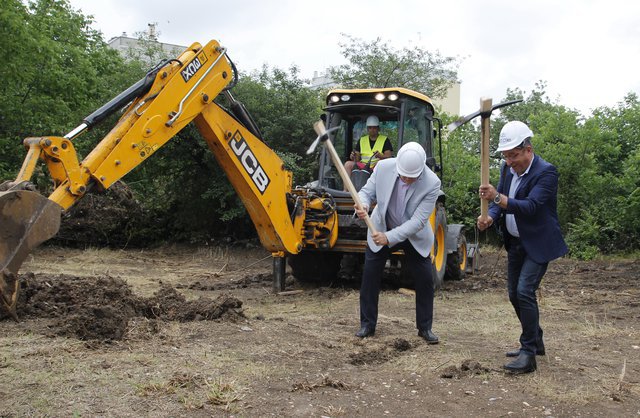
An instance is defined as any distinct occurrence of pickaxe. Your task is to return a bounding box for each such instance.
[307,121,378,234]
[447,98,522,222]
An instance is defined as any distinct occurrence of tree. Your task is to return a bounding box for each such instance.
[329,34,459,98]
[0,0,137,181]
[233,65,323,183]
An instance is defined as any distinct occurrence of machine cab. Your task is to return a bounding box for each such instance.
[317,88,440,194]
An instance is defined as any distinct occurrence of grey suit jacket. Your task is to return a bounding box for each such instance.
[358,158,441,257]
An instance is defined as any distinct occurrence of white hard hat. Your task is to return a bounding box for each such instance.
[497,121,534,151]
[366,115,379,127]
[396,142,426,178]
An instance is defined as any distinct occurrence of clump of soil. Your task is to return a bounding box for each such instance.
[439,359,491,379]
[349,338,414,365]
[60,306,130,341]
[392,338,412,351]
[10,273,244,341]
[19,273,141,319]
[142,283,244,322]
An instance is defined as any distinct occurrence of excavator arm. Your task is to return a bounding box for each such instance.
[0,40,337,318]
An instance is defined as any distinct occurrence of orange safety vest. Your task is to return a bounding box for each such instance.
[359,135,387,167]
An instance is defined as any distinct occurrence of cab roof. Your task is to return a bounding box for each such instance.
[326,87,434,105]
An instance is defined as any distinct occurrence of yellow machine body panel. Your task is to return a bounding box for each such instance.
[194,105,302,254]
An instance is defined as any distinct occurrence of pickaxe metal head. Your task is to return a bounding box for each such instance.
[306,124,339,155]
[447,99,523,132]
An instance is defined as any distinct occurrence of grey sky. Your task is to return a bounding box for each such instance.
[67,0,640,116]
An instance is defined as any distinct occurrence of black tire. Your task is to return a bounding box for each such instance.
[445,233,467,281]
[288,251,342,283]
[431,205,447,290]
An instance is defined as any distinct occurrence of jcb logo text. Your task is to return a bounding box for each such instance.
[230,131,270,194]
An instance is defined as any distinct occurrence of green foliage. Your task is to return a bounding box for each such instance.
[439,115,482,227]
[232,65,323,183]
[329,34,459,98]
[538,93,640,257]
[565,212,601,260]
[0,0,139,180]
[125,125,252,242]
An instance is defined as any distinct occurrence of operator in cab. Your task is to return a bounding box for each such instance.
[344,115,393,180]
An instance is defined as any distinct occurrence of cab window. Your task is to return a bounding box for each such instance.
[402,100,433,158]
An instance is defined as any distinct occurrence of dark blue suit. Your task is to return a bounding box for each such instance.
[489,155,567,263]
[489,154,568,355]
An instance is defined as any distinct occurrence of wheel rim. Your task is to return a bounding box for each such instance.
[434,224,446,273]
[459,241,467,271]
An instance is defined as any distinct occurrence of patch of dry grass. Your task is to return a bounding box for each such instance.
[575,312,624,338]
[529,369,615,405]
[204,378,244,410]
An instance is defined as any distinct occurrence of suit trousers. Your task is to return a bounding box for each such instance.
[360,240,434,332]
[506,235,548,355]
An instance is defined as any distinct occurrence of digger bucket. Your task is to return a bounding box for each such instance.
[0,190,61,319]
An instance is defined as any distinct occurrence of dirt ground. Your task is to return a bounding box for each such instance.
[1,245,639,417]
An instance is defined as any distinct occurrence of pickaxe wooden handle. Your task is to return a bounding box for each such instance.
[311,121,378,234]
[479,98,492,222]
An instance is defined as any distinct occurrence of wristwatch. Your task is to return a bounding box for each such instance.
[493,193,502,204]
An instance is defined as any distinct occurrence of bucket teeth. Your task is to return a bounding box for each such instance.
[0,270,19,321]
[0,190,61,319]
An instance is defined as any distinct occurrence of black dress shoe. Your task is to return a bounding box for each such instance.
[355,327,375,338]
[506,347,546,357]
[418,329,439,344]
[504,353,536,374]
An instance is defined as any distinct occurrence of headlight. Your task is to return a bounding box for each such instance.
[340,95,351,101]
[388,93,399,101]
[375,93,385,101]
[330,95,340,103]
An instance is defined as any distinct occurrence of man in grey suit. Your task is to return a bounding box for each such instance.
[354,142,441,343]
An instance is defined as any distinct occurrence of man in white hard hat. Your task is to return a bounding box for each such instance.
[354,142,441,343]
[344,115,393,179]
[477,121,568,374]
